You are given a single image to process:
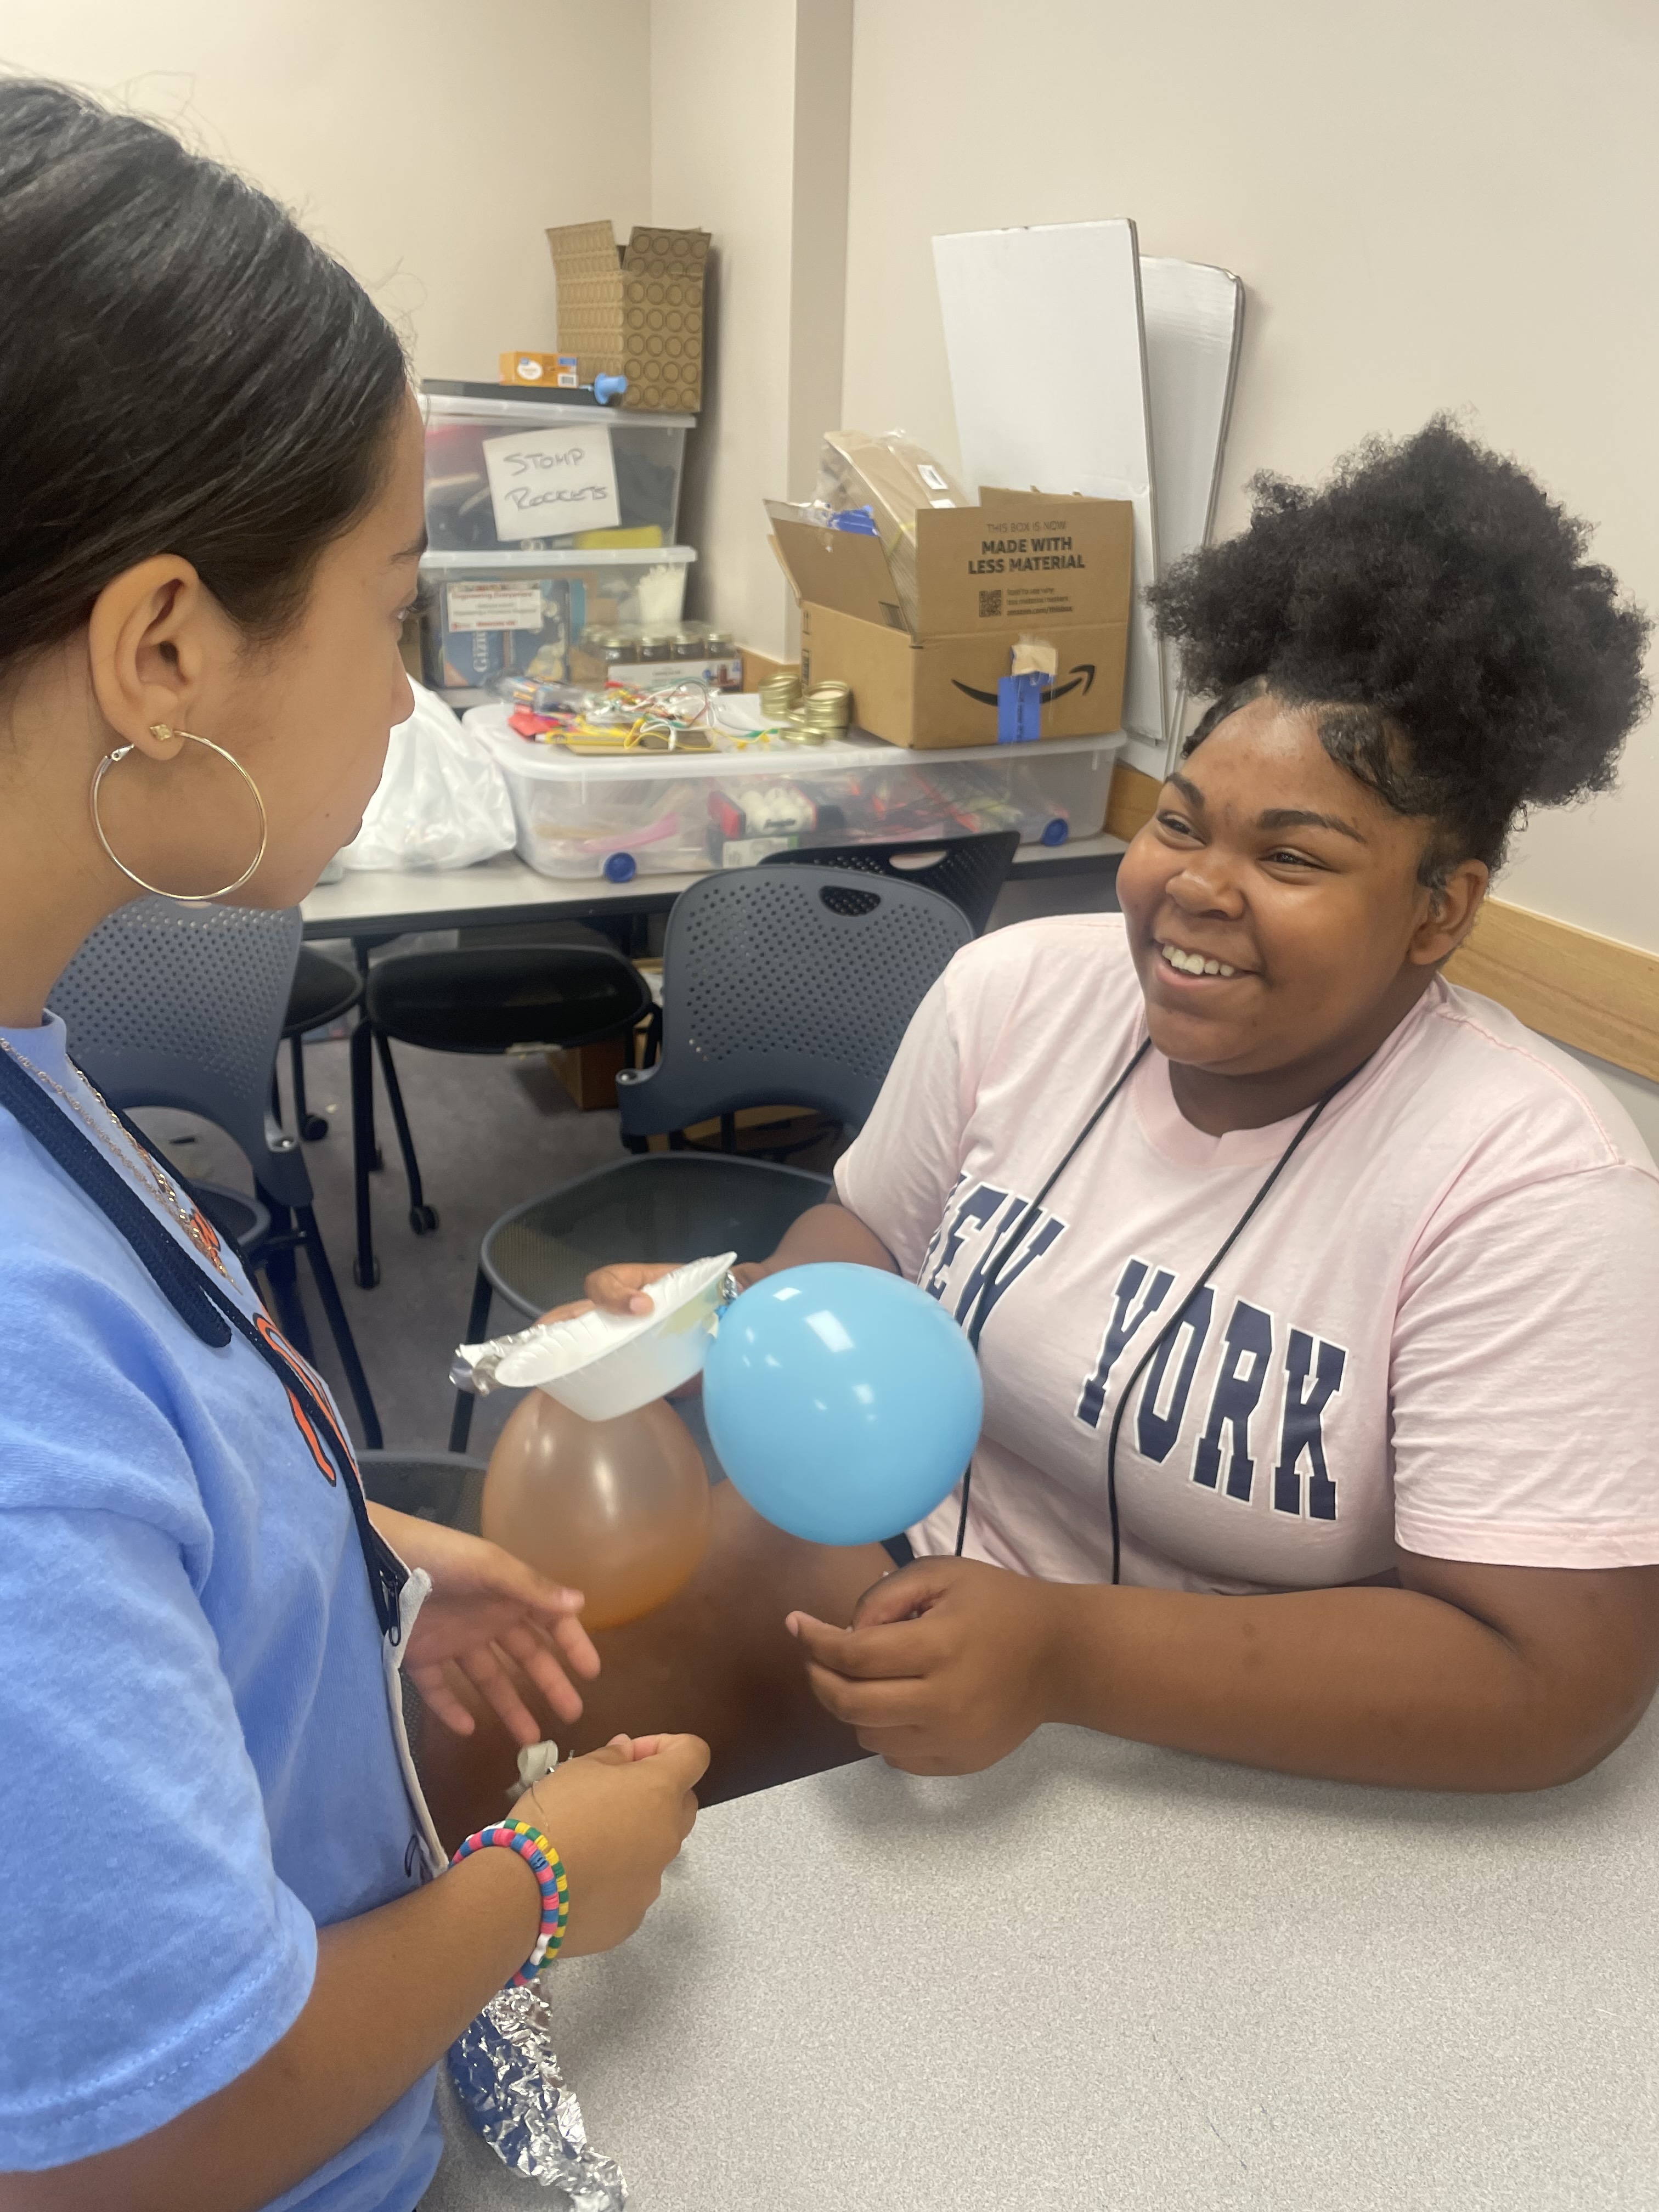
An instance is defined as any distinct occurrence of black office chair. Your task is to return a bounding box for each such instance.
[49,898,383,1447]
[448,865,973,1449]
[358,1448,486,1533]
[761,828,1019,937]
[349,940,656,1289]
[278,947,362,1142]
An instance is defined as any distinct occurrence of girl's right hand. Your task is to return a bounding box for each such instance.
[509,1733,709,1956]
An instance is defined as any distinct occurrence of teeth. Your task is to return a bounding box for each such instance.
[1159,941,1237,978]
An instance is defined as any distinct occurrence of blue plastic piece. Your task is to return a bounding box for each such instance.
[702,1263,984,1546]
[997,669,1046,743]
[829,505,879,536]
[591,374,629,406]
[1041,817,1070,847]
[602,850,637,883]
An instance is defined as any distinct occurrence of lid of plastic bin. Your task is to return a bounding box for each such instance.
[464,702,1125,782]
[420,382,696,431]
[420,546,697,573]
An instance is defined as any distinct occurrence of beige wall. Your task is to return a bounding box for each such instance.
[650,0,851,656]
[650,0,798,652]
[9,1,1657,957]
[840,0,1659,951]
[0,0,652,382]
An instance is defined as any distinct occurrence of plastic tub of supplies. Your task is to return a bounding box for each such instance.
[464,701,1125,882]
[421,386,692,554]
[418,547,696,695]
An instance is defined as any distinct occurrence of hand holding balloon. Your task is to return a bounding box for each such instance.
[788,1555,1075,1775]
[701,1265,983,1547]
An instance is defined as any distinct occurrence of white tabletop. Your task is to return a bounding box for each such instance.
[300,836,1125,940]
[422,1712,1659,2210]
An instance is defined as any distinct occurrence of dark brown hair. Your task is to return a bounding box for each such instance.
[0,79,409,673]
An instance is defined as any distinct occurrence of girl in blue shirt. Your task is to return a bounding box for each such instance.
[0,80,707,2212]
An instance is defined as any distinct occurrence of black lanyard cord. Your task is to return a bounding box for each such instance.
[1100,1071,1353,1585]
[950,1041,1363,1576]
[953,1036,1154,1556]
[0,1049,408,1640]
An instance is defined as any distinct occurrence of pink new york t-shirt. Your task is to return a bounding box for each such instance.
[834,915,1659,1593]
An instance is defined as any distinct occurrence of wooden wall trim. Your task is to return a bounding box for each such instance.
[781,754,1659,1088]
[1444,901,1659,1085]
[1105,760,1162,842]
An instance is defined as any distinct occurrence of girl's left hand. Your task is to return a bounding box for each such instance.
[369,1504,601,1743]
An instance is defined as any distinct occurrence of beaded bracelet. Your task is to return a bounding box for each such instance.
[452,1820,571,1987]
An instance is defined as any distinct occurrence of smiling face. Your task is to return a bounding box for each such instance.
[1113,692,1488,1128]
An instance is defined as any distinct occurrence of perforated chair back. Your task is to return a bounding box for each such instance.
[760,830,1019,937]
[48,898,312,1209]
[617,865,973,1138]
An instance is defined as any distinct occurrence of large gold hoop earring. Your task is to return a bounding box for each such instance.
[89,726,268,904]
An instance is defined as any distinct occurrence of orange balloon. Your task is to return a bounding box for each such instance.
[482,1391,711,1629]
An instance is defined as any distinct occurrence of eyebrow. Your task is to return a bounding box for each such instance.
[393,531,428,562]
[1164,775,1366,845]
[1256,806,1367,844]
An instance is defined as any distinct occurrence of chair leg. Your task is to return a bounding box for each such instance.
[291,1034,329,1142]
[448,1265,493,1454]
[374,1031,437,1235]
[297,1205,383,1449]
[350,1017,380,1289]
[258,1197,317,1361]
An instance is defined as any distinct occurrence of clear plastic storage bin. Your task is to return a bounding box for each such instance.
[419,547,695,693]
[421,385,692,553]
[464,702,1124,883]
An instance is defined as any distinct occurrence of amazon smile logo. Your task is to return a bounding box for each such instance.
[951,662,1097,707]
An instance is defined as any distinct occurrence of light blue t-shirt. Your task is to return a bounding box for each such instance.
[0,1015,442,2207]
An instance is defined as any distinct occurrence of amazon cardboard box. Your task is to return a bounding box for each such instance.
[769,489,1132,749]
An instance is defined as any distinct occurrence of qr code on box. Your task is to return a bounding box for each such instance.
[979,588,1003,618]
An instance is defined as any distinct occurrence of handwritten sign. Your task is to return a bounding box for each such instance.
[482,426,619,540]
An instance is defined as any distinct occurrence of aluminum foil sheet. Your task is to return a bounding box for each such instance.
[447,1984,627,2206]
[448,1317,542,1397]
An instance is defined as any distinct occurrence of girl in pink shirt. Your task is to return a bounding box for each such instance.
[433,417,1659,1806]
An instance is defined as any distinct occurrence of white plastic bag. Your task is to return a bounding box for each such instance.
[340,682,516,871]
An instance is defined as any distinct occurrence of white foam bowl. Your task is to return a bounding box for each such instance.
[461,1253,735,1423]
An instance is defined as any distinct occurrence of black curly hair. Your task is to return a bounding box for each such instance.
[1146,417,1651,882]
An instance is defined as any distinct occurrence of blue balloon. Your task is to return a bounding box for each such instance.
[702,1263,983,1546]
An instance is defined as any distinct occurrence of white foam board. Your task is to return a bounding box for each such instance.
[933,220,1164,764]
[1139,257,1245,756]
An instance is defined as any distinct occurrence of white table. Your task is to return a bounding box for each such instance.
[423,1713,1659,2209]
[300,836,1125,941]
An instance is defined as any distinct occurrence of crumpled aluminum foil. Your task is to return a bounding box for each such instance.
[447,1984,627,2206]
[448,1316,546,1398]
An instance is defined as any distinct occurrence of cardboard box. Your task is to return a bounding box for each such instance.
[546,222,709,415]
[545,1034,634,1111]
[770,490,1132,749]
[499,349,579,388]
